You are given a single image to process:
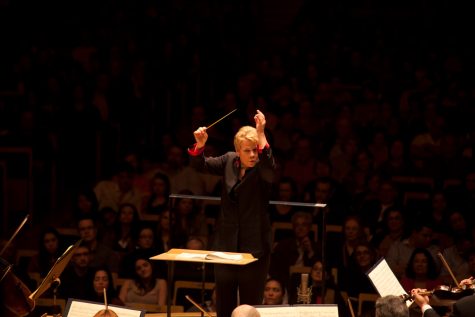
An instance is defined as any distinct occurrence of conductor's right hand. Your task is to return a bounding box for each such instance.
[193,127,208,149]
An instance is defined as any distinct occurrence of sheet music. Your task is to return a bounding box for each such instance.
[176,251,243,261]
[64,299,144,317]
[366,258,412,307]
[256,305,338,317]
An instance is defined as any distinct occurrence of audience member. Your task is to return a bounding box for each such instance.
[262,278,287,305]
[142,172,170,215]
[371,207,407,257]
[269,212,320,288]
[77,216,120,272]
[400,248,442,293]
[119,257,167,306]
[268,176,299,223]
[60,244,93,300]
[28,227,64,277]
[94,162,143,212]
[386,222,440,279]
[85,266,124,306]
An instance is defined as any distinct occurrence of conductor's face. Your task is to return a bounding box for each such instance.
[237,140,258,169]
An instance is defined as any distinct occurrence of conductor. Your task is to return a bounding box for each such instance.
[189,110,276,317]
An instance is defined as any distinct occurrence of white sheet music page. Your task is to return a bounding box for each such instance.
[366,258,412,307]
[256,305,338,317]
[64,299,144,317]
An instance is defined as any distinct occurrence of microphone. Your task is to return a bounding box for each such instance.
[51,277,61,289]
[297,273,312,304]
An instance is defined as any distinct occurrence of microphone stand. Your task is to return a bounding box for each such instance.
[52,278,61,317]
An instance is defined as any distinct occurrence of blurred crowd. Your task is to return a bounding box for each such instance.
[1,0,475,316]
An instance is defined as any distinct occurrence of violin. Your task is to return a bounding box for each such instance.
[402,252,475,303]
[402,284,474,302]
[0,258,35,317]
[0,215,35,317]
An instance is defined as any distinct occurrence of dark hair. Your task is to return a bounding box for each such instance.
[85,266,118,301]
[151,172,171,196]
[75,188,99,216]
[273,176,298,201]
[37,227,63,275]
[380,207,406,234]
[264,278,286,301]
[133,257,158,292]
[114,203,141,248]
[405,248,438,280]
[133,224,158,250]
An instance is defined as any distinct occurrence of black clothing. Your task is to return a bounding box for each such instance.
[190,145,276,317]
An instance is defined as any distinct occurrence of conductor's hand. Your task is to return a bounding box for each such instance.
[411,288,430,308]
[193,127,208,149]
[254,110,266,134]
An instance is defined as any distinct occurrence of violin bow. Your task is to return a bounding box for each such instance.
[0,214,29,257]
[347,298,356,317]
[437,252,459,286]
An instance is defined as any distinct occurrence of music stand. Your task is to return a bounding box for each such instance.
[29,239,82,301]
[151,248,257,317]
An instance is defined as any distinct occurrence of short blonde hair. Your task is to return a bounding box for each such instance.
[234,126,258,151]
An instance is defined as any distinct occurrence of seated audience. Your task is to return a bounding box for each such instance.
[268,177,299,223]
[121,225,165,278]
[28,227,64,277]
[339,241,378,299]
[142,172,170,215]
[269,212,320,288]
[371,207,407,257]
[119,257,167,306]
[60,243,93,300]
[386,221,440,279]
[262,278,287,305]
[439,233,471,284]
[400,248,442,293]
[85,266,124,306]
[77,216,120,272]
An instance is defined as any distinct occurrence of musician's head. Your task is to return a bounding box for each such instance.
[234,126,259,168]
[375,295,408,317]
[231,304,260,317]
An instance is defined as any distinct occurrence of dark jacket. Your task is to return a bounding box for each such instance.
[189,147,276,259]
[424,295,475,317]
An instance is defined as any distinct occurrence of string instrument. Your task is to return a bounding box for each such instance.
[0,215,35,317]
[402,252,474,302]
[401,285,473,302]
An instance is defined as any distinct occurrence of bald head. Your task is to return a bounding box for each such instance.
[231,305,260,317]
